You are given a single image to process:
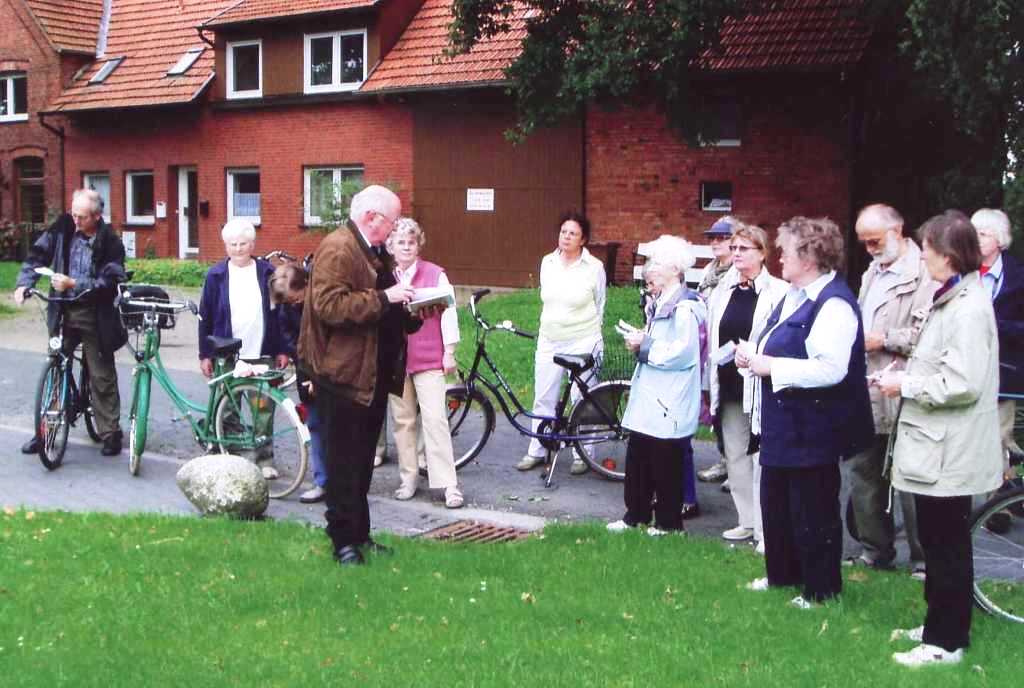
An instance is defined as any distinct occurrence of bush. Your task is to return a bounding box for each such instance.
[0,221,43,261]
[126,259,212,288]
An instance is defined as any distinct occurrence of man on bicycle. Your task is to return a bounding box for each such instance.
[14,189,128,456]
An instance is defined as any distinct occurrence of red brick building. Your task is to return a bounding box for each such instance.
[34,0,874,285]
[0,0,99,227]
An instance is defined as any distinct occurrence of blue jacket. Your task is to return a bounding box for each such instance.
[994,251,1024,395]
[621,286,705,439]
[197,258,283,360]
[758,276,874,467]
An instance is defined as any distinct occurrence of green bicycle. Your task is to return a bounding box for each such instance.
[118,284,310,498]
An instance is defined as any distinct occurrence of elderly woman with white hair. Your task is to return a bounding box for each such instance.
[386,217,464,508]
[198,218,288,477]
[972,208,1024,469]
[607,235,706,535]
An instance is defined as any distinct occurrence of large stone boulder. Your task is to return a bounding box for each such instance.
[176,454,269,518]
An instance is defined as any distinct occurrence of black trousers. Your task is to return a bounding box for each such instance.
[760,463,843,602]
[623,432,689,531]
[316,385,388,551]
[915,494,973,652]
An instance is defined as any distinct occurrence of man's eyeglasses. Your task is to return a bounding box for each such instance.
[729,244,759,253]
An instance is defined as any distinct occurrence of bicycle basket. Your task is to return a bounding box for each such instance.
[119,284,176,330]
[595,340,636,383]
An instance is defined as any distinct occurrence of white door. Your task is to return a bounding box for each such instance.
[178,167,198,258]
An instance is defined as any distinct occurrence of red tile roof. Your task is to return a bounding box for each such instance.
[361,0,525,92]
[201,0,379,28]
[47,0,236,113]
[363,0,872,93]
[700,0,871,72]
[23,0,104,55]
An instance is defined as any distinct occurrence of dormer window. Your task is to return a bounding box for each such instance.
[90,58,123,84]
[168,48,204,76]
[227,40,262,99]
[304,30,366,94]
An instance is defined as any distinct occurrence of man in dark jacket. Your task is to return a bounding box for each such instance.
[298,185,419,566]
[14,189,128,455]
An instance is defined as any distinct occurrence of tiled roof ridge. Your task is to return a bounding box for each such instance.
[200,0,249,28]
[21,0,105,55]
[200,0,382,28]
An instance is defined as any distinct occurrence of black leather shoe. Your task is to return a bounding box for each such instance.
[361,539,394,556]
[681,503,701,520]
[333,544,365,566]
[21,436,40,454]
[101,431,123,456]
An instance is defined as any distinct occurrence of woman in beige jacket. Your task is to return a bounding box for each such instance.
[876,210,1003,668]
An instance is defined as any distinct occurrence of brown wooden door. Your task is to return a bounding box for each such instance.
[412,97,583,287]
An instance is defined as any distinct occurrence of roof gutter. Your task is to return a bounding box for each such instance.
[37,113,66,212]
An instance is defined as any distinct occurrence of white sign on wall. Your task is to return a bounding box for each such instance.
[123,231,136,259]
[155,201,167,219]
[466,188,495,212]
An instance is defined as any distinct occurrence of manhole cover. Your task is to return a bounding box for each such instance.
[420,520,534,543]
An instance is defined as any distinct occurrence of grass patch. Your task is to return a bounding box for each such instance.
[0,261,20,290]
[1,510,1017,687]
[126,259,212,288]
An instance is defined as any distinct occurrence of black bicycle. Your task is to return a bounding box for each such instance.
[25,287,102,469]
[441,289,631,487]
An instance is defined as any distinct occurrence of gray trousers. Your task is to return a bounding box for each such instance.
[64,304,121,438]
[847,434,923,566]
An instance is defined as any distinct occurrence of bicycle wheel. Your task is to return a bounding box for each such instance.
[419,387,494,478]
[971,486,1024,623]
[128,368,151,477]
[568,380,631,481]
[33,360,69,470]
[78,363,102,443]
[214,383,309,499]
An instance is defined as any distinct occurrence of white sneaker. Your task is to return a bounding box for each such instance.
[373,454,384,468]
[698,460,728,482]
[746,577,770,591]
[890,626,924,643]
[910,564,927,582]
[261,465,279,480]
[607,520,632,533]
[569,458,589,475]
[790,595,816,610]
[648,526,667,537]
[299,485,325,504]
[516,454,544,471]
[723,526,754,541]
[892,643,963,667]
[394,483,417,500]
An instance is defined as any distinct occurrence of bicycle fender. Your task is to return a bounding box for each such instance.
[278,397,312,445]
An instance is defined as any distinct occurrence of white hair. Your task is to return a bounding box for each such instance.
[971,208,1012,250]
[71,188,103,215]
[349,184,400,224]
[646,234,696,279]
[221,217,256,243]
[386,217,425,254]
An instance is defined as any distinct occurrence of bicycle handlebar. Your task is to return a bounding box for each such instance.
[468,289,535,339]
[120,297,199,317]
[25,287,94,303]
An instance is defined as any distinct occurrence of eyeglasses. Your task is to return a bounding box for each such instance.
[728,244,759,253]
[375,211,397,227]
[861,237,885,249]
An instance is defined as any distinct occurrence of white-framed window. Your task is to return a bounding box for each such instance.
[303,165,364,226]
[168,48,204,76]
[126,171,155,225]
[226,40,262,99]
[0,73,28,122]
[227,168,261,224]
[89,57,123,84]
[700,181,733,212]
[304,30,366,94]
[82,172,111,223]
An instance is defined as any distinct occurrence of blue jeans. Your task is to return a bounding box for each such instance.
[305,404,326,487]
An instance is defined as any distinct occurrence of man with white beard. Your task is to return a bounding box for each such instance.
[846,204,938,577]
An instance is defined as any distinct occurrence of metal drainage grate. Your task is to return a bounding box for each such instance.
[420,520,534,543]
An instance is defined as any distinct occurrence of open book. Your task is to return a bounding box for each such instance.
[406,286,455,313]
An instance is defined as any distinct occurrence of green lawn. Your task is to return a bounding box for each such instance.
[1,510,1016,687]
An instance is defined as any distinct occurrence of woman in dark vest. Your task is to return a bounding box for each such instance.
[736,216,873,607]
[386,218,464,509]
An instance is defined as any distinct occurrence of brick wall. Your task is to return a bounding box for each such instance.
[0,0,68,225]
[62,99,414,260]
[586,76,853,283]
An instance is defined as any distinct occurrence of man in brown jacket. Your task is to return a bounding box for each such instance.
[298,185,418,566]
[848,204,938,576]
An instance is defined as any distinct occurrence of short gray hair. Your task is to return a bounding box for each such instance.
[386,217,425,254]
[221,217,256,243]
[349,184,400,224]
[646,234,696,279]
[971,208,1012,250]
[856,204,904,234]
[71,188,103,215]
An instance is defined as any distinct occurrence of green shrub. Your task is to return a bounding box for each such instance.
[126,259,212,288]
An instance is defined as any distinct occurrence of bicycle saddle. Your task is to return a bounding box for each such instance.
[553,353,594,374]
[207,336,243,358]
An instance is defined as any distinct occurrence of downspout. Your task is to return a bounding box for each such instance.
[38,113,66,213]
[196,26,215,49]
